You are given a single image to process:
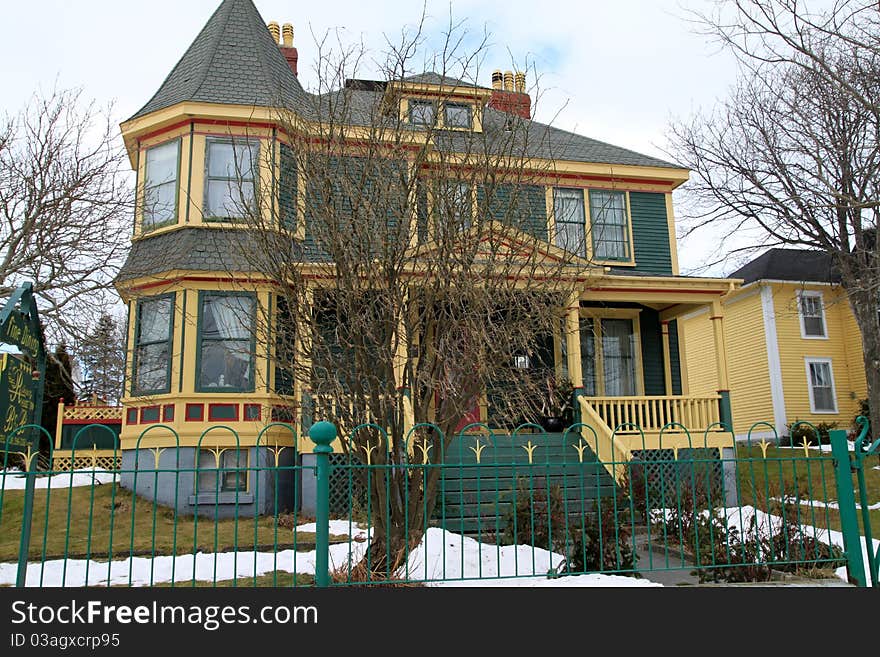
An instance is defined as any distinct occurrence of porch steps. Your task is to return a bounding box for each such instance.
[433,431,620,539]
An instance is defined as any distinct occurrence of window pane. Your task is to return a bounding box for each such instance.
[136,342,169,392]
[801,295,825,336]
[144,181,177,227]
[138,297,172,343]
[199,339,253,389]
[602,318,637,396]
[579,317,596,397]
[197,450,219,492]
[590,190,629,260]
[221,450,247,492]
[202,295,255,340]
[445,104,471,128]
[206,179,255,218]
[554,189,586,258]
[409,101,435,125]
[207,141,256,179]
[145,141,179,186]
[809,362,835,411]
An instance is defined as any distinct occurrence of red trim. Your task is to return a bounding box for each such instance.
[709,315,724,320]
[163,404,175,422]
[417,162,678,188]
[140,405,161,424]
[185,403,204,422]
[192,130,270,140]
[587,286,726,295]
[126,408,139,425]
[138,119,280,144]
[208,403,240,422]
[243,403,262,421]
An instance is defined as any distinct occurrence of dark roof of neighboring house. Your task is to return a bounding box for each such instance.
[401,72,482,87]
[129,0,310,120]
[727,248,840,284]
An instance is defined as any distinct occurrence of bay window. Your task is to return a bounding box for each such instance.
[197,292,256,392]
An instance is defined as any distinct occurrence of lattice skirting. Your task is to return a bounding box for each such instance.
[629,448,723,509]
[51,455,121,472]
[328,454,368,517]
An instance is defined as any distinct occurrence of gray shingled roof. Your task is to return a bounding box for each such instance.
[728,248,839,284]
[129,0,309,120]
[116,228,303,282]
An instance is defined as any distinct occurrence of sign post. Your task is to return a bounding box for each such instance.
[0,282,47,586]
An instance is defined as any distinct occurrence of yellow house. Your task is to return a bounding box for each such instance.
[681,248,867,441]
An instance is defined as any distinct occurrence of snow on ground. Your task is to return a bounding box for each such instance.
[1,469,116,491]
[0,520,653,588]
[771,496,880,511]
[716,506,878,585]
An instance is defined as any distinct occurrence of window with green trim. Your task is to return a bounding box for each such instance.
[197,292,256,391]
[553,188,586,258]
[143,139,180,230]
[204,138,260,220]
[590,190,630,261]
[132,294,174,396]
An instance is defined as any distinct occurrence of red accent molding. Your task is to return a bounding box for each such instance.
[162,404,175,422]
[140,405,161,424]
[208,403,240,422]
[185,403,204,422]
[126,408,139,425]
[243,403,262,421]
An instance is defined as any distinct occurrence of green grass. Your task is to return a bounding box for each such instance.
[735,444,880,535]
[0,484,349,562]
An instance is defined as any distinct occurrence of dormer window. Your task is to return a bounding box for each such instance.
[409,100,436,126]
[143,139,180,230]
[444,103,472,129]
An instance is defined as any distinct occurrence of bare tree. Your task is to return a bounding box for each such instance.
[76,312,126,405]
[668,0,880,435]
[215,17,600,572]
[0,87,132,351]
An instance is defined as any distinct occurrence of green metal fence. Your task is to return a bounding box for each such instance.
[1,418,877,587]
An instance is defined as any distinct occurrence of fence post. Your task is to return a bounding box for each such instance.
[15,449,38,587]
[830,428,865,587]
[309,421,336,587]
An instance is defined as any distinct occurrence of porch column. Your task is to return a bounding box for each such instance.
[660,321,673,395]
[710,300,733,429]
[564,293,584,411]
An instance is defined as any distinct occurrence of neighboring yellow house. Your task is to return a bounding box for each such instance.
[681,249,867,440]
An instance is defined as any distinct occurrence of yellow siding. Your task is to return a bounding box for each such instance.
[680,290,773,436]
[680,308,718,396]
[771,283,862,429]
[723,291,773,436]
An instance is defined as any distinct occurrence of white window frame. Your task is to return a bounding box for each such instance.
[804,357,838,414]
[797,290,828,339]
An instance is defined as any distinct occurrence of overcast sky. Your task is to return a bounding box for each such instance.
[0,0,753,274]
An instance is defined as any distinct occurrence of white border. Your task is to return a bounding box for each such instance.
[761,285,787,435]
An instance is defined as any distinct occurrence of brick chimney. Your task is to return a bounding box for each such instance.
[488,69,531,120]
[268,21,299,77]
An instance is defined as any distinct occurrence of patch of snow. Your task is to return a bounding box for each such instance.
[1,469,116,491]
[770,497,880,512]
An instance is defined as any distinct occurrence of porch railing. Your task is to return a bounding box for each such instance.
[587,395,722,434]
